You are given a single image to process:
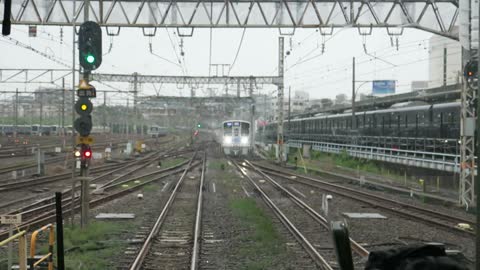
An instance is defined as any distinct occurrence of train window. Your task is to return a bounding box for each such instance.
[223,122,233,135]
[241,122,250,135]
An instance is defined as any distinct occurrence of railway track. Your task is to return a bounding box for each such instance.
[252,162,476,237]
[0,149,199,241]
[0,155,65,175]
[127,152,204,270]
[0,136,178,184]
[231,159,336,270]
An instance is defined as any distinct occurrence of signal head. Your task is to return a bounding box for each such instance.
[81,145,92,159]
[78,21,102,71]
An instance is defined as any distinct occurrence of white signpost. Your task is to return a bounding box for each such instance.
[1,214,22,269]
[0,214,22,224]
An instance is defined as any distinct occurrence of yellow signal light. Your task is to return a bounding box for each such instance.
[81,104,88,111]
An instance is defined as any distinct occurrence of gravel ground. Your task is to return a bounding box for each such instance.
[198,145,322,269]
[257,162,475,269]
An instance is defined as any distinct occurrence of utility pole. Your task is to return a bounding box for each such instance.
[475,8,480,270]
[249,77,254,97]
[288,86,291,140]
[103,91,106,133]
[71,0,77,180]
[126,98,129,139]
[14,88,18,139]
[39,92,43,135]
[133,72,138,135]
[443,47,447,88]
[62,78,65,135]
[277,37,285,163]
[352,57,356,129]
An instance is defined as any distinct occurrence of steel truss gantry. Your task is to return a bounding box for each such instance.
[90,73,282,87]
[2,0,459,39]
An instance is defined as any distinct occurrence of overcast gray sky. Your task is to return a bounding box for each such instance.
[1,25,452,105]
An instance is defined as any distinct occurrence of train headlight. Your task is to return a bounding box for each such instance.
[224,136,232,144]
[241,137,249,144]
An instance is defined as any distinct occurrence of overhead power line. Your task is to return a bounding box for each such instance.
[228,28,247,76]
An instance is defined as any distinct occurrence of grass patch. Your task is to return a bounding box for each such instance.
[229,198,284,268]
[142,183,158,192]
[62,221,134,270]
[32,221,134,270]
[160,157,187,168]
[208,160,227,170]
[288,149,404,180]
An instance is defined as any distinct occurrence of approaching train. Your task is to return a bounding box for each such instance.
[260,102,460,152]
[220,120,251,156]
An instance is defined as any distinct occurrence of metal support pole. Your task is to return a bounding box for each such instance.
[133,73,138,135]
[237,79,240,97]
[55,192,65,270]
[475,11,480,269]
[39,92,43,134]
[459,48,475,207]
[62,78,65,135]
[288,86,291,141]
[352,57,356,129]
[14,88,18,139]
[84,0,89,21]
[249,77,253,97]
[250,102,255,152]
[126,98,129,138]
[80,177,90,228]
[443,47,447,88]
[277,37,285,163]
[70,0,78,229]
[37,148,45,176]
[103,91,106,133]
[7,224,12,270]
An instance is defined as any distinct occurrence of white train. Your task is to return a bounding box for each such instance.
[0,124,60,136]
[147,125,168,138]
[220,120,251,156]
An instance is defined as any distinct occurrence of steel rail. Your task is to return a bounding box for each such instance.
[0,158,199,241]
[129,152,199,270]
[244,160,370,258]
[254,162,475,236]
[231,159,333,270]
[190,152,206,270]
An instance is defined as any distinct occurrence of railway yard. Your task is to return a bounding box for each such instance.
[0,132,475,270]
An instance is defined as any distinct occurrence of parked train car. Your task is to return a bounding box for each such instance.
[148,125,168,138]
[0,124,33,135]
[31,125,59,135]
[221,120,251,156]
[261,102,460,146]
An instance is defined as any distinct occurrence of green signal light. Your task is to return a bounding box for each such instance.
[197,124,201,128]
[86,54,95,64]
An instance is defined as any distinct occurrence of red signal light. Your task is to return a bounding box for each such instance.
[83,149,92,158]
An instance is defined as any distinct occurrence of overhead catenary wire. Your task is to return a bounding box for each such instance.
[228,28,247,76]
[291,50,461,92]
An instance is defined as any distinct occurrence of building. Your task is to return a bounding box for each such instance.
[271,90,309,120]
[428,35,462,88]
[411,81,429,91]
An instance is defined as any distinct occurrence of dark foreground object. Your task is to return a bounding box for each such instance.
[365,245,468,270]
